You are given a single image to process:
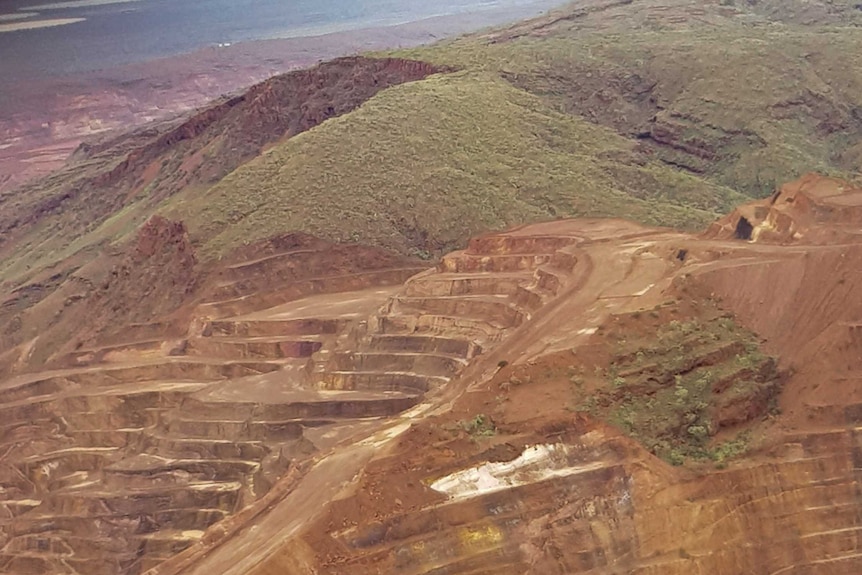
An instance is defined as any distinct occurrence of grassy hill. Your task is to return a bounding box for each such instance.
[168,71,742,260]
[164,0,862,260]
[0,57,438,285]
[393,0,862,197]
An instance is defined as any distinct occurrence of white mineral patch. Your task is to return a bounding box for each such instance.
[26,0,144,10]
[0,12,38,21]
[358,421,412,447]
[0,17,85,32]
[429,444,605,501]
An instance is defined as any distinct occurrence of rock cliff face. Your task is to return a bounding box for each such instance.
[1,175,862,575]
[706,173,862,244]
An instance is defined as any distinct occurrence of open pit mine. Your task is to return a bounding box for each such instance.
[0,174,861,574]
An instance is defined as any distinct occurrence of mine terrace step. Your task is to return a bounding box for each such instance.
[176,391,422,423]
[48,480,244,516]
[0,499,41,518]
[320,370,450,393]
[466,233,577,255]
[0,359,286,400]
[328,351,468,376]
[0,380,214,425]
[213,263,426,300]
[52,470,98,491]
[58,338,180,367]
[187,336,323,359]
[2,532,133,558]
[388,295,529,326]
[21,446,120,467]
[1,507,229,534]
[67,337,169,356]
[367,333,482,358]
[403,271,533,297]
[134,528,205,557]
[163,417,306,441]
[378,314,508,342]
[143,434,271,460]
[440,252,553,273]
[17,448,120,490]
[151,507,229,530]
[0,376,70,404]
[61,479,244,498]
[0,553,123,575]
[61,410,161,432]
[0,419,57,446]
[199,269,420,316]
[207,317,352,338]
[64,428,146,449]
[103,453,259,483]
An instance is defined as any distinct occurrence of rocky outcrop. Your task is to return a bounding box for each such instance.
[705,173,862,244]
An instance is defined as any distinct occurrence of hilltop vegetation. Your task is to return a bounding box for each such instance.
[0,57,438,285]
[395,0,862,197]
[6,0,862,273]
[169,71,741,259]
[167,0,862,259]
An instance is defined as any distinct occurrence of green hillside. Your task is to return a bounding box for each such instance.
[9,0,862,276]
[167,71,743,260]
[395,4,862,197]
[166,0,862,260]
